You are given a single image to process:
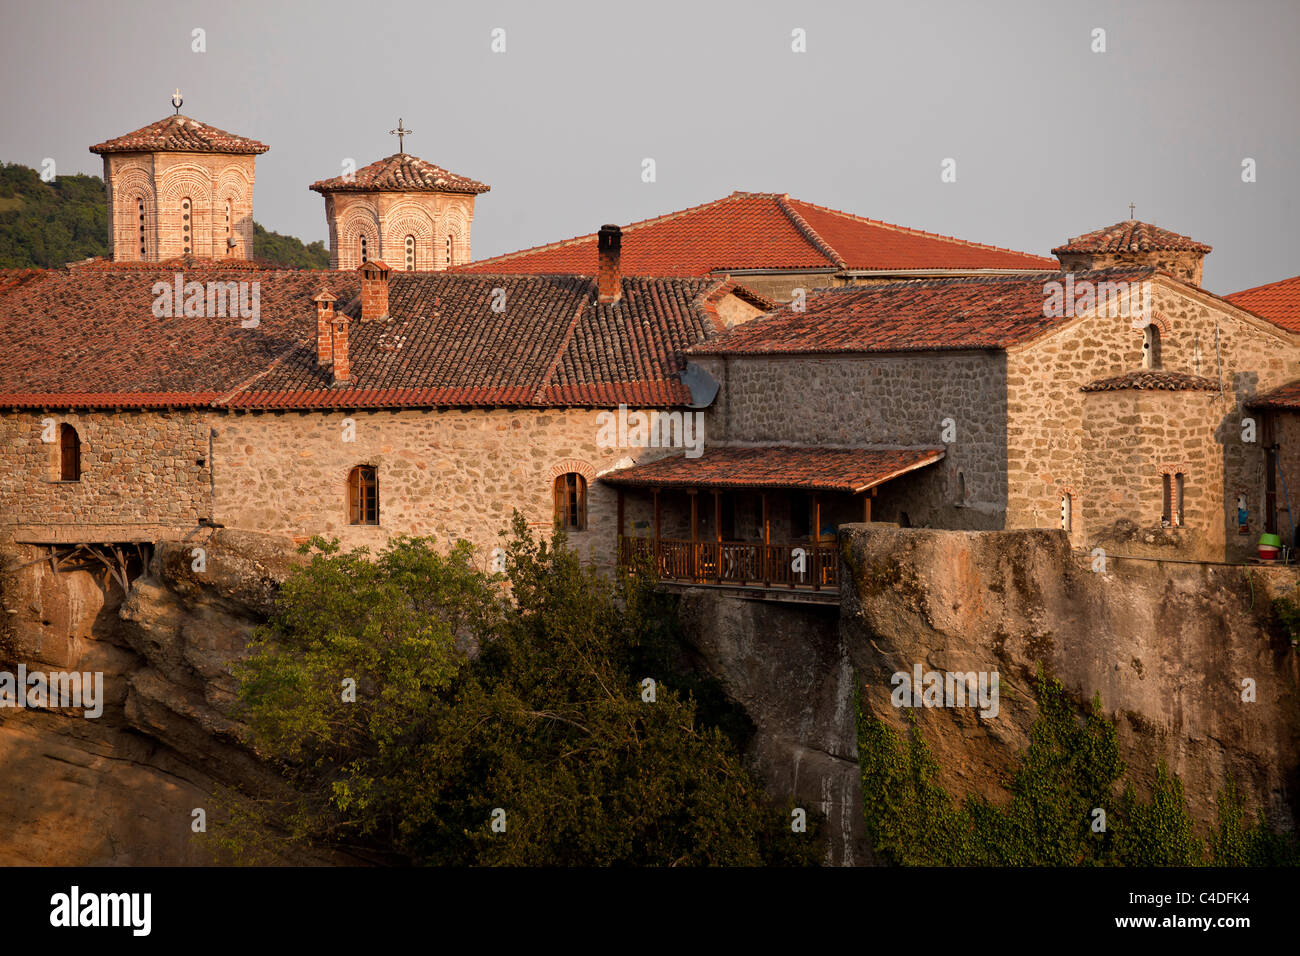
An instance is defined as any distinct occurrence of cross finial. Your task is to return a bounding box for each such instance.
[171,89,184,114]
[1129,202,1136,220]
[389,118,413,154]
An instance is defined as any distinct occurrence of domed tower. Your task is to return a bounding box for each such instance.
[89,99,269,262]
[310,136,490,272]
[1053,219,1212,287]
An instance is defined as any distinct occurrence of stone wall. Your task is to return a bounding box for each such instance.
[210,407,669,567]
[0,410,212,544]
[1081,388,1222,559]
[693,351,1008,529]
[1006,278,1300,561]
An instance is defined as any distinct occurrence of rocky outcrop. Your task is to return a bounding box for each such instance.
[0,530,342,865]
[678,525,1300,865]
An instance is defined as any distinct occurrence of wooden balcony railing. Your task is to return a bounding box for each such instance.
[618,535,838,591]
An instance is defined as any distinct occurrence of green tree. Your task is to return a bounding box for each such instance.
[229,518,818,866]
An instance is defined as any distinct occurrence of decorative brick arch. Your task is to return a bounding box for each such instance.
[384,205,436,270]
[549,458,596,484]
[1158,461,1192,476]
[337,206,380,269]
[157,165,213,205]
[110,165,156,260]
[442,208,470,268]
[1131,310,1171,335]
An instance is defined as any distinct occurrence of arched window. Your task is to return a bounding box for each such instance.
[347,465,379,525]
[224,200,232,254]
[405,235,415,271]
[359,235,368,264]
[445,235,453,267]
[554,473,587,531]
[137,197,147,258]
[1143,323,1162,369]
[1061,493,1072,532]
[59,424,81,481]
[1162,473,1185,527]
[181,197,192,255]
[956,470,966,504]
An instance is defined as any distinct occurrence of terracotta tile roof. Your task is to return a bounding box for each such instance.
[310,154,489,194]
[1226,274,1300,333]
[458,192,1056,277]
[0,264,721,410]
[0,269,51,294]
[1080,370,1220,392]
[1052,220,1211,255]
[600,445,946,493]
[1246,379,1300,411]
[89,115,269,154]
[688,268,1154,356]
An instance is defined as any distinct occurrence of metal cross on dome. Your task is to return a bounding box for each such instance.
[1129,202,1136,219]
[389,118,413,153]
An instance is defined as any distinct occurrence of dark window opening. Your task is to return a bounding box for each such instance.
[348,465,379,525]
[789,492,810,538]
[59,424,81,481]
[554,473,587,531]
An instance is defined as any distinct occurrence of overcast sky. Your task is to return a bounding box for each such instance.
[1,0,1295,294]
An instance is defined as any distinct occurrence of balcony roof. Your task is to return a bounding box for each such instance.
[601,445,945,494]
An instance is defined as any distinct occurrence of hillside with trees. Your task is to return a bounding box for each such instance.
[0,162,327,269]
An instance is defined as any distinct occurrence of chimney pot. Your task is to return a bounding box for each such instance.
[597,224,621,304]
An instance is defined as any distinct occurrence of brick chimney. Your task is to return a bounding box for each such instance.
[358,259,390,321]
[313,290,337,365]
[332,315,351,384]
[597,225,621,304]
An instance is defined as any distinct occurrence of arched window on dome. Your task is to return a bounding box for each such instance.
[359,234,368,265]
[181,197,192,255]
[405,235,415,271]
[137,197,147,258]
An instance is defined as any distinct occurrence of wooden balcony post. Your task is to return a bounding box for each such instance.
[812,492,821,591]
[688,489,699,581]
[762,492,770,588]
[862,491,871,523]
[653,489,661,574]
[713,490,722,585]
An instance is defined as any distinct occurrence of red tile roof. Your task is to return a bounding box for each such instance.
[1226,274,1300,333]
[1081,370,1219,392]
[0,263,726,410]
[310,154,489,194]
[458,192,1057,277]
[600,445,946,493]
[89,115,269,155]
[689,269,1154,356]
[1246,379,1300,411]
[1053,220,1211,255]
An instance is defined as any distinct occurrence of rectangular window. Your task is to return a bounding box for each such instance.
[348,466,378,525]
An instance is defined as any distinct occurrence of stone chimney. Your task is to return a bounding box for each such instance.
[1053,220,1211,287]
[332,315,351,384]
[358,259,390,321]
[313,290,337,365]
[597,225,621,304]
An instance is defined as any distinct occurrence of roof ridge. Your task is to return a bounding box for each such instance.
[1227,273,1300,299]
[461,192,759,269]
[785,196,1057,266]
[775,195,846,269]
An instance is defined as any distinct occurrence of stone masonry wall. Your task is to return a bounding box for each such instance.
[1006,278,1300,561]
[210,407,670,567]
[1081,389,1222,559]
[693,352,1008,529]
[0,410,212,544]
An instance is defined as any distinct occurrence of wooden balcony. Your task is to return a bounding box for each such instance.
[619,535,838,592]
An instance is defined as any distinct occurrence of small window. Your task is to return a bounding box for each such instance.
[347,465,379,525]
[405,235,415,271]
[554,473,587,531]
[59,424,81,481]
[181,197,191,254]
[1162,473,1185,528]
[360,235,368,264]
[956,470,966,504]
[225,201,232,253]
[1061,493,1072,532]
[137,197,147,257]
[445,235,453,267]
[1143,324,1162,369]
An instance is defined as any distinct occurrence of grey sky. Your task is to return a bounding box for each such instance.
[1,0,1295,294]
